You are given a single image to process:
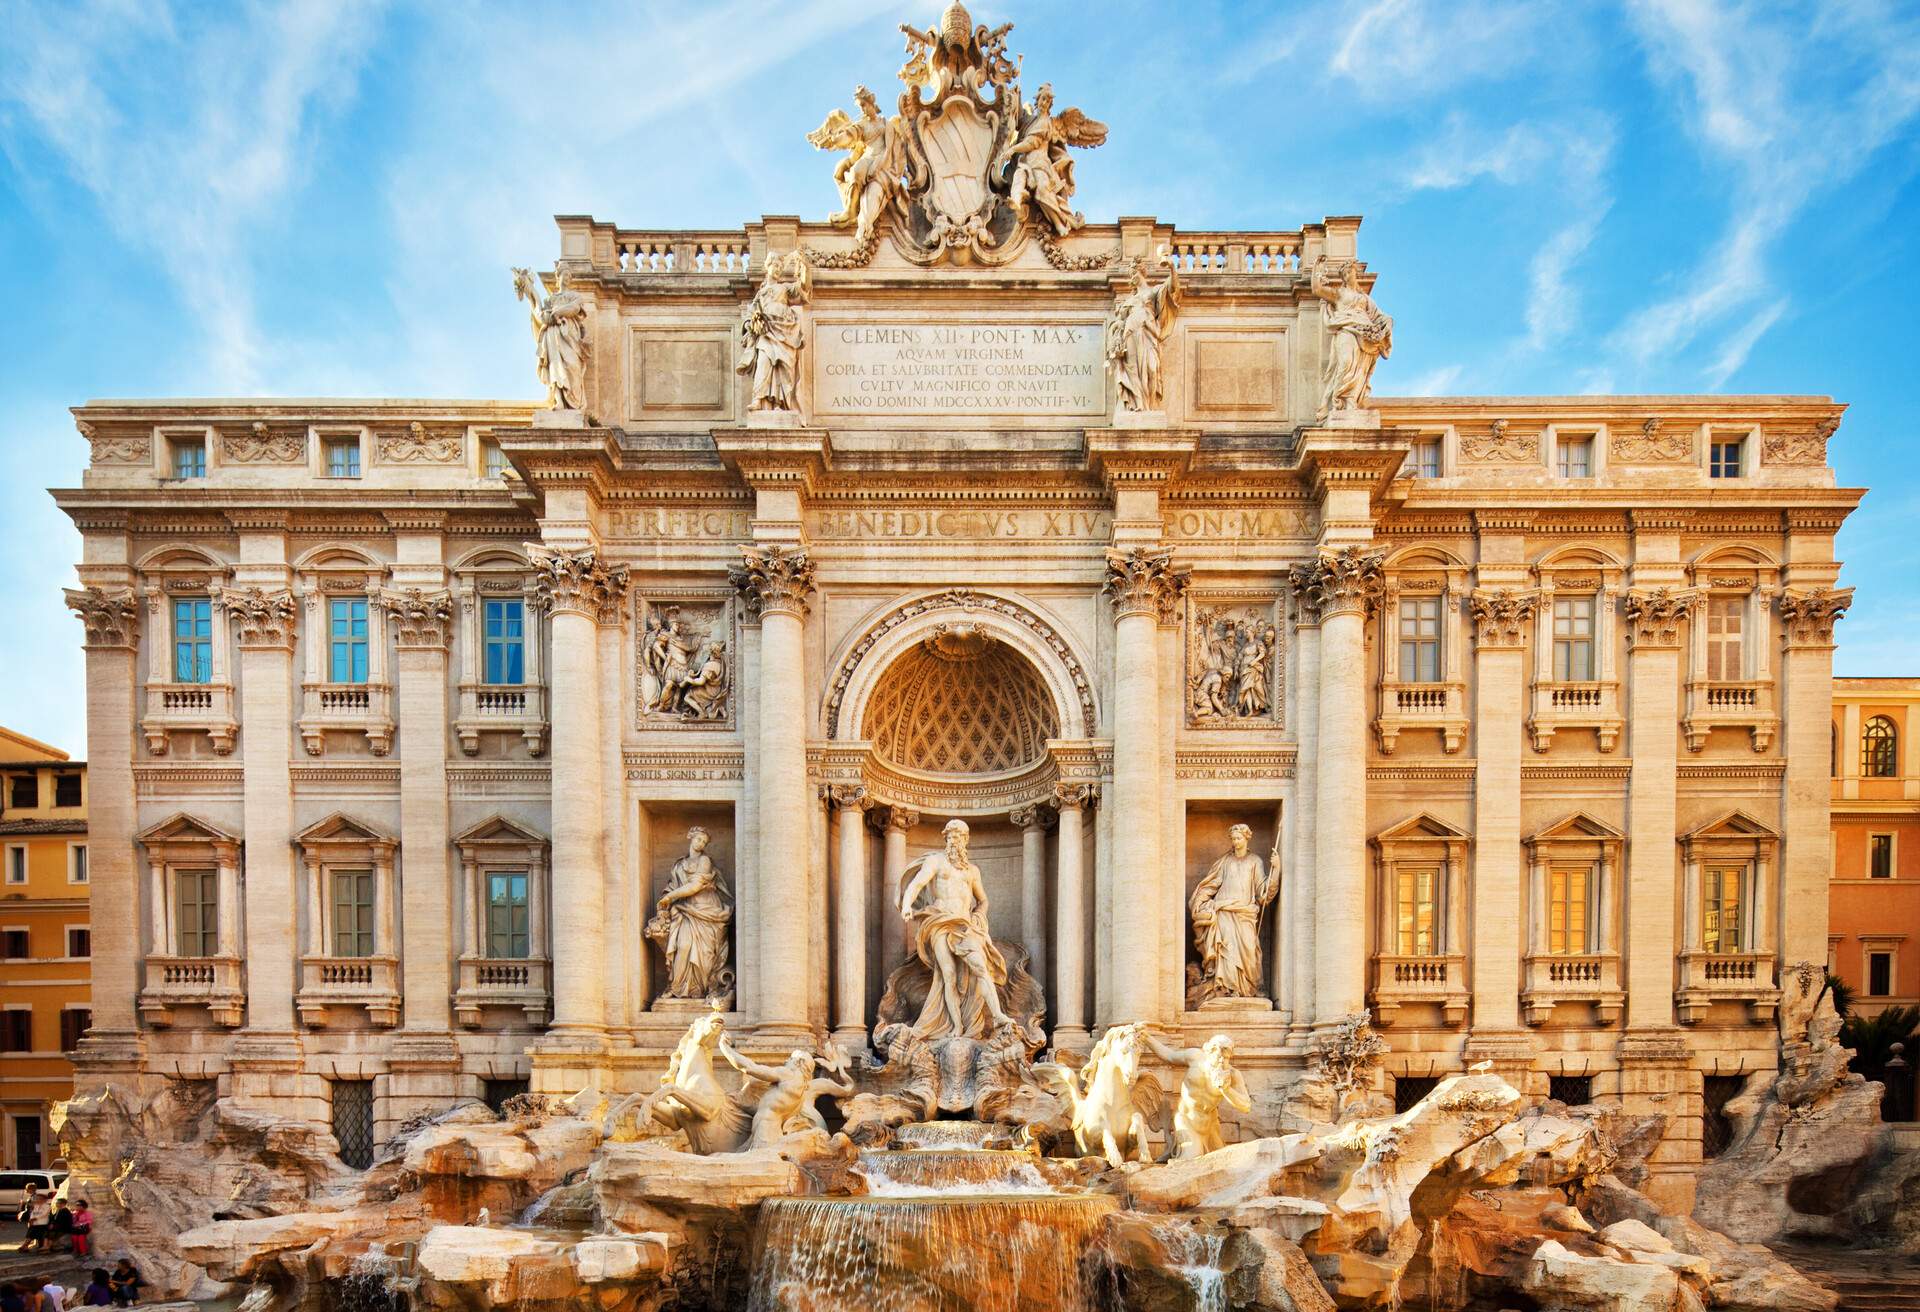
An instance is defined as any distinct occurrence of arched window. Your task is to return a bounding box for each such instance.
[1862,715,1898,778]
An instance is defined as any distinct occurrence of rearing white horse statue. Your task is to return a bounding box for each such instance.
[1039,1022,1158,1167]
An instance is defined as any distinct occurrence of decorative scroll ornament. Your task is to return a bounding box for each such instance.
[528,545,629,620]
[1776,586,1853,647]
[1105,249,1180,413]
[1763,415,1838,467]
[1459,418,1538,463]
[1611,416,1692,463]
[1469,588,1538,648]
[378,588,454,649]
[728,544,816,618]
[1623,587,1695,649]
[79,421,151,465]
[378,422,463,465]
[223,421,304,464]
[1311,260,1393,414]
[737,253,812,413]
[1103,547,1188,621]
[511,266,591,411]
[807,3,1106,266]
[1051,781,1097,810]
[221,587,297,648]
[64,587,140,648]
[1294,547,1384,619]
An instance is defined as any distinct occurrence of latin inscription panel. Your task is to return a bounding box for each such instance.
[813,320,1105,417]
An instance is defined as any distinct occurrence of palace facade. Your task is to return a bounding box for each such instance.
[51,16,1861,1209]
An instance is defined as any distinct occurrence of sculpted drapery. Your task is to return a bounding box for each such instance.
[646,827,733,999]
[738,252,812,411]
[1106,250,1180,412]
[1188,824,1278,1003]
[511,267,591,411]
[1311,260,1393,414]
[899,818,1017,1039]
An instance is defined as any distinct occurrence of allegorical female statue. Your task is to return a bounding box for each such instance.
[511,267,592,410]
[737,252,812,412]
[898,818,1018,1038]
[1311,259,1393,414]
[646,827,733,999]
[1188,824,1279,1004]
[1105,249,1180,412]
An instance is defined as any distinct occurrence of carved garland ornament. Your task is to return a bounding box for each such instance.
[728,545,816,618]
[78,421,151,465]
[1469,588,1538,648]
[1623,587,1695,649]
[378,422,464,465]
[1103,548,1188,621]
[379,588,454,649]
[64,587,141,648]
[825,588,1095,738]
[222,422,305,464]
[221,587,298,648]
[1611,417,1692,463]
[1459,418,1538,464]
[1776,586,1852,647]
[1762,416,1838,467]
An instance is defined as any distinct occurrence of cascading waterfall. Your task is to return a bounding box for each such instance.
[747,1123,1116,1312]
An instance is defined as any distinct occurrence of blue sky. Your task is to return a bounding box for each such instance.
[2,0,1917,756]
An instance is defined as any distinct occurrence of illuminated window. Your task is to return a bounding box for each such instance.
[1395,866,1439,956]
[1702,866,1744,953]
[1549,866,1590,954]
[1863,716,1898,778]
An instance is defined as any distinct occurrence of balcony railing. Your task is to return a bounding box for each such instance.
[298,682,394,756]
[455,682,548,757]
[1528,680,1622,752]
[1374,680,1468,755]
[1521,951,1624,1026]
[1370,952,1469,1027]
[141,681,237,756]
[454,956,552,1028]
[296,954,401,1028]
[1165,233,1306,275]
[1677,950,1777,1025]
[139,955,244,1028]
[1682,678,1777,752]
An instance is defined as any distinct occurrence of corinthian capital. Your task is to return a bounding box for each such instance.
[1469,588,1537,649]
[528,545,629,621]
[1777,586,1852,648]
[1103,548,1188,622]
[729,544,816,618]
[64,587,140,649]
[220,587,298,648]
[1295,547,1384,620]
[1623,587,1695,650]
[379,588,454,649]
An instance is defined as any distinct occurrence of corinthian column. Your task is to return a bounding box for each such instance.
[730,544,817,1040]
[530,545,627,1039]
[1297,548,1381,1024]
[1010,804,1053,983]
[1052,784,1094,1047]
[827,784,870,1046]
[1468,588,1536,1033]
[1285,581,1322,1032]
[1102,548,1187,1027]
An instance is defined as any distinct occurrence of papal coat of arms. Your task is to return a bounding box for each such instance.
[807,2,1106,265]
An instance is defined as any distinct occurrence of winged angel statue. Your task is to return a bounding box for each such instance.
[807,3,1106,264]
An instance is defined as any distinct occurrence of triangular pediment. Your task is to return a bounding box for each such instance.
[295,812,395,847]
[1373,812,1470,844]
[137,812,239,845]
[1529,811,1625,844]
[1684,809,1779,842]
[452,815,547,848]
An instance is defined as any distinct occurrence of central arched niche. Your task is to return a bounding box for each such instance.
[865,627,1060,776]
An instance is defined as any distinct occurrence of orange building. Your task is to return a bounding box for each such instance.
[1831,678,1920,1015]
[0,726,90,1168]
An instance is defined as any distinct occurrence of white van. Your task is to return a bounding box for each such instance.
[0,1170,69,1212]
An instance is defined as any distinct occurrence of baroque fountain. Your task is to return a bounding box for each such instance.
[52,816,1879,1312]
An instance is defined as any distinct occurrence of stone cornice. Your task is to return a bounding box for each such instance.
[711,429,832,495]
[1103,548,1188,621]
[729,544,816,619]
[64,587,140,649]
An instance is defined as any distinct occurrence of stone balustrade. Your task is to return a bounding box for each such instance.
[138,955,245,1028]
[454,957,552,1029]
[1373,679,1468,754]
[1676,950,1779,1025]
[296,954,402,1028]
[1370,952,1469,1027]
[298,681,395,756]
[141,681,237,755]
[1521,951,1625,1026]
[1528,679,1623,752]
[1682,678,1777,752]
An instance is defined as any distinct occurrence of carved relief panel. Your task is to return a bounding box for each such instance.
[635,594,737,730]
[1184,594,1284,729]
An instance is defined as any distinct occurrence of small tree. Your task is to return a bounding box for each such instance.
[1826,972,1856,1019]
[1841,1005,1919,1073]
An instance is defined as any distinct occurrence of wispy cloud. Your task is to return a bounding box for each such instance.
[1331,0,1543,96]
[0,0,385,391]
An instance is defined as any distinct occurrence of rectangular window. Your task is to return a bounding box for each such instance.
[1702,866,1744,953]
[1552,595,1597,681]
[1869,834,1893,879]
[52,773,81,808]
[1557,435,1593,478]
[0,1012,31,1053]
[5,846,25,885]
[1406,439,1441,478]
[324,437,361,478]
[487,871,530,959]
[483,599,526,685]
[482,440,510,479]
[1705,595,1745,681]
[1868,951,1893,998]
[331,1079,376,1170]
[58,1009,89,1052]
[1549,866,1590,955]
[1710,439,1745,479]
[332,869,376,958]
[0,930,27,959]
[176,868,219,956]
[67,845,87,885]
[173,598,214,683]
[1395,866,1439,956]
[170,437,207,478]
[328,598,370,684]
[65,928,89,958]
[1397,596,1442,683]
[7,774,36,809]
